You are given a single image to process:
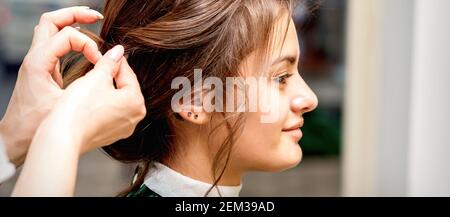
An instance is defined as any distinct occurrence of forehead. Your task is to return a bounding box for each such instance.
[271,17,300,63]
[240,16,300,76]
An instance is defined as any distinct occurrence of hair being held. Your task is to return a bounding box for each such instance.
[63,0,299,196]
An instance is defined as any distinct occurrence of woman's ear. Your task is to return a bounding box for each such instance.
[175,87,213,125]
[177,109,211,125]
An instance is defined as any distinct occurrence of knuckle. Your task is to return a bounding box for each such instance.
[136,99,147,119]
[124,127,135,139]
[97,57,115,66]
[61,26,75,34]
[128,94,146,119]
[39,12,51,22]
[137,104,147,119]
[94,64,112,75]
[76,6,88,14]
[86,40,99,50]
[21,55,35,72]
[91,68,110,80]
[120,120,137,139]
[20,62,31,74]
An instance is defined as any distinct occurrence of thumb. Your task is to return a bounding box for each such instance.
[88,45,124,79]
[115,58,141,92]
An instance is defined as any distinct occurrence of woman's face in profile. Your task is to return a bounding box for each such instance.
[229,16,318,173]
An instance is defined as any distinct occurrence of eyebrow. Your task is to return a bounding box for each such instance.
[271,55,298,66]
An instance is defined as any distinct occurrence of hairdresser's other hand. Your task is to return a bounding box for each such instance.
[12,45,145,196]
[41,45,146,154]
[0,6,103,166]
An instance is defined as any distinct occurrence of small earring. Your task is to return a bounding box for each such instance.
[194,114,199,119]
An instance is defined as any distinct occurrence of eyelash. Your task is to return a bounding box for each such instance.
[273,72,293,85]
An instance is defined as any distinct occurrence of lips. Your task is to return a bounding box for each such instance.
[282,119,304,142]
[282,119,304,132]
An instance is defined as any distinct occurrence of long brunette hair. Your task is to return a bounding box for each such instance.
[63,0,295,196]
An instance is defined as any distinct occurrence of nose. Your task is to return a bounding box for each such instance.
[290,87,318,114]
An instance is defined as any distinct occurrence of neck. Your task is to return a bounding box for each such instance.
[163,133,243,187]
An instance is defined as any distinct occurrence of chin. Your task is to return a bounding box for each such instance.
[265,146,303,172]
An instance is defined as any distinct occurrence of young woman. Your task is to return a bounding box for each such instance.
[64,0,318,197]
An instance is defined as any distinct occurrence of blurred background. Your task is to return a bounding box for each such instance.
[0,0,449,197]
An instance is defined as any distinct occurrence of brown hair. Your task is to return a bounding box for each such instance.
[63,0,295,196]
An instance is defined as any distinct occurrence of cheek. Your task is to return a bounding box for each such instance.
[258,85,289,124]
[231,114,281,170]
[238,89,291,149]
[231,100,301,172]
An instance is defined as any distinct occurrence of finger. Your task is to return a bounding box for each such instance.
[114,58,141,92]
[46,26,101,64]
[33,6,103,44]
[39,26,101,80]
[88,45,124,81]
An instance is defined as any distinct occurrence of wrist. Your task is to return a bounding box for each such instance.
[0,124,16,182]
[39,113,85,156]
[0,120,24,167]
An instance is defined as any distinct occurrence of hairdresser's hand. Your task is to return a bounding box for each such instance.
[12,45,145,196]
[0,6,103,166]
[41,45,146,154]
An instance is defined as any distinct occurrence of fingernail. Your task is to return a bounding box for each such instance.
[74,26,81,30]
[105,45,124,62]
[89,9,104,19]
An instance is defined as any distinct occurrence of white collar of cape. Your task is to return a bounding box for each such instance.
[142,162,242,197]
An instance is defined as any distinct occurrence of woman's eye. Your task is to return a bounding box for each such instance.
[273,72,293,85]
